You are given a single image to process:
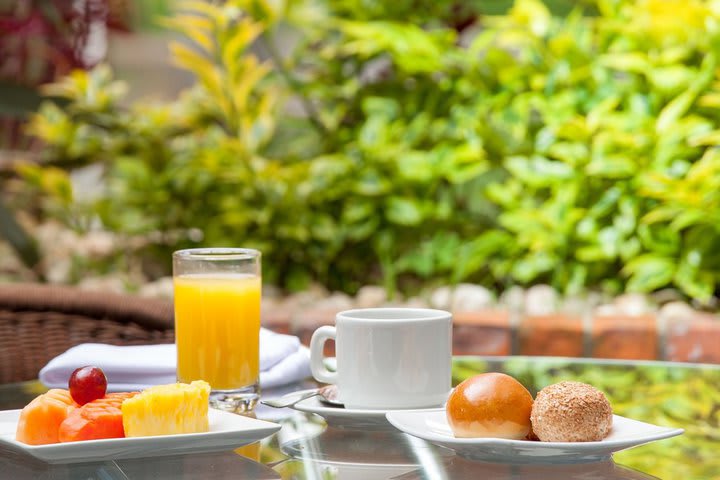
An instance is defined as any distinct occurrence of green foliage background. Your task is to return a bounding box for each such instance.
[21,0,720,299]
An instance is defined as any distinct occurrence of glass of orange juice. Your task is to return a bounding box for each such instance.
[173,248,261,413]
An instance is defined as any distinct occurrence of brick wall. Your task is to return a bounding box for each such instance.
[261,304,720,364]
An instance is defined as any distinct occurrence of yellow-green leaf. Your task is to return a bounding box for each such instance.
[161,15,215,53]
[221,18,264,70]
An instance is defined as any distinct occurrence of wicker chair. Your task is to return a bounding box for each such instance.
[0,283,174,383]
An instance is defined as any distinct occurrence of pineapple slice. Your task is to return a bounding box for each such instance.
[121,380,210,437]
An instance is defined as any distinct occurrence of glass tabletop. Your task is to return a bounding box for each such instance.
[0,356,717,479]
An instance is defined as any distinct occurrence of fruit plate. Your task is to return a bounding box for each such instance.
[385,409,683,464]
[0,408,281,464]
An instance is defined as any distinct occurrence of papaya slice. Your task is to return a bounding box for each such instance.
[58,392,138,443]
[15,389,78,445]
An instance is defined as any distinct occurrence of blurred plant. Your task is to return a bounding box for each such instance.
[23,0,720,302]
[0,0,122,148]
[119,0,173,32]
[22,0,282,279]
[0,0,135,274]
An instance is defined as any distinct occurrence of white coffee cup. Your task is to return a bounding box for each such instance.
[309,308,452,410]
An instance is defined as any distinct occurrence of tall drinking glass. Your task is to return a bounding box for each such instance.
[173,248,261,413]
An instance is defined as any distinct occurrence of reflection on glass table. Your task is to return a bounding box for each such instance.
[396,456,660,480]
[271,409,658,480]
[0,448,280,480]
[0,356,718,480]
[276,420,454,479]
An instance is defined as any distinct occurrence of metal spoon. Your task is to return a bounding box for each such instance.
[261,384,343,408]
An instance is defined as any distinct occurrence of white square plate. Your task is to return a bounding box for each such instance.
[0,408,280,464]
[385,409,683,464]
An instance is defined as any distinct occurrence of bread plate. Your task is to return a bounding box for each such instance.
[385,409,683,464]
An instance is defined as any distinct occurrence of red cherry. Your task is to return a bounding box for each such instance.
[69,366,108,405]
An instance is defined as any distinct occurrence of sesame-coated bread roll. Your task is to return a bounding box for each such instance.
[530,381,612,442]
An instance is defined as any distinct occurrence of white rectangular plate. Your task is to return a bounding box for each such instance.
[386,409,683,464]
[0,408,280,464]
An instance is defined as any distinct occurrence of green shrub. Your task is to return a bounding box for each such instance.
[23,0,720,301]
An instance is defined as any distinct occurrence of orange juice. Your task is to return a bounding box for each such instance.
[235,442,260,461]
[174,273,261,390]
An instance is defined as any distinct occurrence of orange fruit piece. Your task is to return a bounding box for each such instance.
[15,389,78,445]
[58,392,138,443]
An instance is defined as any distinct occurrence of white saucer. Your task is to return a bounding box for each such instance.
[291,391,392,429]
[386,409,684,464]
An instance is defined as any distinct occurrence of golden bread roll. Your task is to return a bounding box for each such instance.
[446,372,533,439]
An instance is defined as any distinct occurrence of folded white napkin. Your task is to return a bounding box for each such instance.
[39,328,311,391]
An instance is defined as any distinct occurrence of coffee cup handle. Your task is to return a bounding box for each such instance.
[309,326,337,384]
